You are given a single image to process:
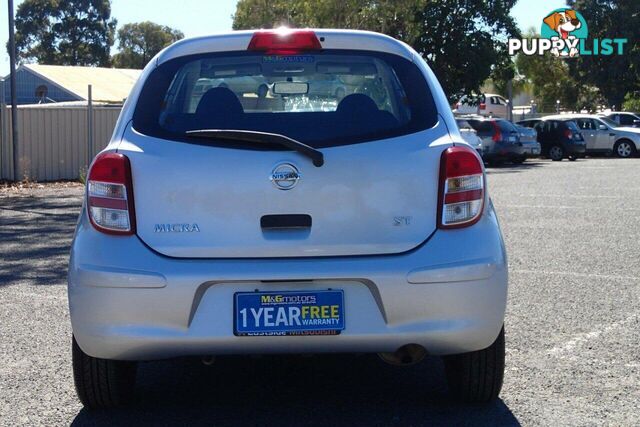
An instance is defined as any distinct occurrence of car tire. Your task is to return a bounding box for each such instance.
[443,326,505,403]
[549,145,564,161]
[613,140,636,158]
[257,84,268,98]
[72,336,137,409]
[568,155,578,161]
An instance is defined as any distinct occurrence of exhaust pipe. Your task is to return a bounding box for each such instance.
[378,344,427,366]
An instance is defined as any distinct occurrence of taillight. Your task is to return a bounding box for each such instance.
[479,103,486,110]
[248,29,322,55]
[490,121,502,142]
[438,146,485,229]
[564,129,572,139]
[87,152,135,235]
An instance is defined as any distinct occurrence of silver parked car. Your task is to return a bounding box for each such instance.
[514,124,541,163]
[68,29,508,409]
[546,114,640,158]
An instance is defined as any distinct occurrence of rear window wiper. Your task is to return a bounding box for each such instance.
[185,129,324,167]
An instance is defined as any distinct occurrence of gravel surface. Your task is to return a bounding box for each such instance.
[1,159,639,426]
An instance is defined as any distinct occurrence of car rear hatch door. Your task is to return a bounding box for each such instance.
[122,122,449,258]
[121,33,447,258]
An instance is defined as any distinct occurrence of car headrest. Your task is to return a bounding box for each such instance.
[336,94,379,116]
[195,87,244,118]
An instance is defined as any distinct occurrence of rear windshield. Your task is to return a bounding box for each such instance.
[467,119,515,134]
[497,120,517,132]
[563,120,581,131]
[133,50,438,148]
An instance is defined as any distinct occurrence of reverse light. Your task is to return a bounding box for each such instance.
[248,29,322,55]
[87,152,135,235]
[438,146,485,229]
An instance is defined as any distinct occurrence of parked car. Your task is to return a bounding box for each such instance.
[455,118,483,155]
[547,114,640,158]
[307,75,348,98]
[530,118,586,161]
[598,111,640,128]
[454,93,509,119]
[69,29,508,409]
[514,124,541,162]
[465,116,525,164]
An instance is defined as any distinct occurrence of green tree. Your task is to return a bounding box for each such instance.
[566,0,640,109]
[622,92,640,112]
[13,0,117,66]
[232,0,520,101]
[112,22,184,69]
[514,29,604,112]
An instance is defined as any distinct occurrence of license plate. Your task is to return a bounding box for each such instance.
[234,290,345,336]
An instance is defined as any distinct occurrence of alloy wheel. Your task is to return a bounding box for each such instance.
[617,142,633,158]
[549,146,563,161]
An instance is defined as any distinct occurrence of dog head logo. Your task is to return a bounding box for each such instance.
[543,10,582,39]
[541,8,588,57]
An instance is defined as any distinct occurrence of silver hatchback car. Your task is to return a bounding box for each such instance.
[68,29,508,408]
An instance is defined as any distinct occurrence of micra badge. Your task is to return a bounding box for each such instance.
[154,223,201,233]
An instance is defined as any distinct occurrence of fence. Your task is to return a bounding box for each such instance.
[0,104,121,181]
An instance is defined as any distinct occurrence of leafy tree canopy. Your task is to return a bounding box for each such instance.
[566,0,640,109]
[112,22,184,69]
[232,0,520,101]
[13,0,117,66]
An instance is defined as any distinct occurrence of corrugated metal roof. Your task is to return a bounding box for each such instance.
[23,64,142,103]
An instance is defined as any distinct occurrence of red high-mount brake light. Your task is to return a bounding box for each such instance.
[248,29,322,55]
[86,152,136,235]
[438,146,485,229]
[490,120,502,142]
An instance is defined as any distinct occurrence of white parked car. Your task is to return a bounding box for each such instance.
[547,114,640,158]
[455,118,483,155]
[68,29,508,409]
[454,93,510,119]
[598,111,640,128]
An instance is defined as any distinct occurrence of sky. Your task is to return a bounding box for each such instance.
[0,0,567,77]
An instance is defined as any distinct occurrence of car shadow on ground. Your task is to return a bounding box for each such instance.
[485,160,548,174]
[70,354,520,427]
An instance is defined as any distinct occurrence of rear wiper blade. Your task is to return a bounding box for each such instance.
[186,129,324,167]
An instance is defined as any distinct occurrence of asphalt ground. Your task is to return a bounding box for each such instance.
[1,158,639,426]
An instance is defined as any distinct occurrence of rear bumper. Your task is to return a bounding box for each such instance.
[483,144,527,160]
[522,142,541,157]
[69,203,508,361]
